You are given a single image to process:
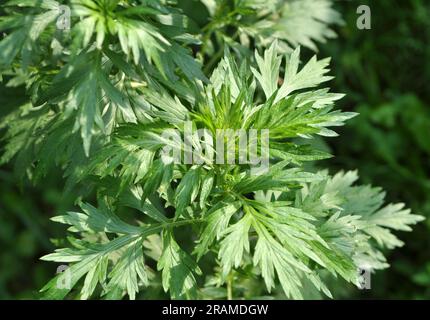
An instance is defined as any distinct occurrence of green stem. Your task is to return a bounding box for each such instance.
[139,218,205,237]
[227,272,233,300]
[202,29,241,74]
[203,45,225,74]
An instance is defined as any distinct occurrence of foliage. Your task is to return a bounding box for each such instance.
[319,0,430,299]
[0,0,425,299]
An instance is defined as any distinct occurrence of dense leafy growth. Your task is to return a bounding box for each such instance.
[0,0,424,299]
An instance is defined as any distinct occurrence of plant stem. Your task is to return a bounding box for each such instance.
[203,45,225,74]
[139,218,205,237]
[227,272,233,300]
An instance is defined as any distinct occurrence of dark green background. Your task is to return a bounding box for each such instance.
[0,0,429,299]
[320,0,430,299]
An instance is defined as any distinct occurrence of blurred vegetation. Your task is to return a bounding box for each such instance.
[0,0,429,299]
[0,83,75,298]
[319,0,430,299]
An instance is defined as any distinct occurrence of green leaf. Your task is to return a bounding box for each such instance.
[40,234,139,299]
[105,238,149,300]
[251,42,282,99]
[195,201,241,259]
[51,202,142,235]
[174,166,201,217]
[218,213,252,277]
[199,171,214,209]
[158,231,202,299]
[142,160,173,202]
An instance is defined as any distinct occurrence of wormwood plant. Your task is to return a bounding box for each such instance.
[0,0,424,299]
